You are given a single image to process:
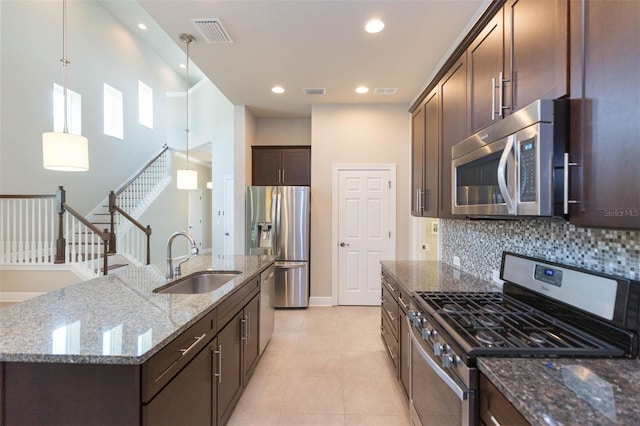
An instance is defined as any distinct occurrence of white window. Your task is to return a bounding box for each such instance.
[103,83,124,139]
[53,83,82,134]
[138,81,154,129]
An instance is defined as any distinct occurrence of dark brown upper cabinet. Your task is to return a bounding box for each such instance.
[505,0,568,112]
[467,8,505,135]
[467,0,568,135]
[411,89,439,218]
[567,0,640,229]
[252,146,311,186]
[439,54,467,218]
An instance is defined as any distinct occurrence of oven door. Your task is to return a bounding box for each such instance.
[408,317,476,426]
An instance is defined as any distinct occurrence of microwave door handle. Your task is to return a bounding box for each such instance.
[497,135,516,214]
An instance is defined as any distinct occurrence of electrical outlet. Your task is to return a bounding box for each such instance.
[431,221,439,234]
[453,256,461,268]
[423,244,431,252]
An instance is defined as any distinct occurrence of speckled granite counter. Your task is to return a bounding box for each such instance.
[381,260,499,293]
[0,254,275,364]
[479,358,640,425]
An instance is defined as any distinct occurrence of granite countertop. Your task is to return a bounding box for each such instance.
[479,358,640,425]
[381,260,499,293]
[0,254,275,365]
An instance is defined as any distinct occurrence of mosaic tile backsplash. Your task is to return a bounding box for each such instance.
[440,218,640,283]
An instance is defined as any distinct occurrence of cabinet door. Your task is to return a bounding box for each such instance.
[439,54,467,218]
[144,342,213,426]
[281,148,311,186]
[467,8,504,134]
[252,148,281,185]
[568,0,640,229]
[505,0,568,112]
[411,104,426,216]
[423,88,440,218]
[243,295,260,382]
[217,312,243,425]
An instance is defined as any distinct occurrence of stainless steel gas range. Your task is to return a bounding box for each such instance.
[407,252,640,426]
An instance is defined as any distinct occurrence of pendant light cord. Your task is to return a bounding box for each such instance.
[185,37,190,170]
[61,0,70,134]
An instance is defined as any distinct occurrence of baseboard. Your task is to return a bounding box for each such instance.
[309,296,334,307]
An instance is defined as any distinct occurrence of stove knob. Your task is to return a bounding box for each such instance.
[412,312,423,327]
[441,354,454,368]
[433,342,444,356]
[421,328,432,340]
[408,310,417,321]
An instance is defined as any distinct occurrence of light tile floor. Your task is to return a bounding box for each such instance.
[228,306,411,426]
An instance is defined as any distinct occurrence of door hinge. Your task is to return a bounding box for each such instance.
[389,231,391,238]
[388,181,391,189]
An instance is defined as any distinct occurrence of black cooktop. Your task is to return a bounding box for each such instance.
[414,291,626,358]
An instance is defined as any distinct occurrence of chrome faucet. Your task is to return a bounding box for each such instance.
[166,231,199,279]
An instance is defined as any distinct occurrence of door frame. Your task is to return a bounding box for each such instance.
[331,163,397,306]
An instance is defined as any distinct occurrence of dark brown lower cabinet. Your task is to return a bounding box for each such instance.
[217,310,244,425]
[243,294,260,381]
[479,373,529,425]
[143,340,216,426]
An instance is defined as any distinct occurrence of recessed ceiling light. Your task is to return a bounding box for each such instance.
[365,19,385,34]
[356,86,369,94]
[138,23,147,30]
[272,86,285,94]
[179,63,186,69]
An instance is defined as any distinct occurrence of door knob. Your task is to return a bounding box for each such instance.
[339,242,350,247]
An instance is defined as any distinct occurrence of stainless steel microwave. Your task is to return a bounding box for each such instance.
[451,99,568,217]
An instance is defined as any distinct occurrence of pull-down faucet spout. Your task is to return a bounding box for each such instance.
[166,231,199,279]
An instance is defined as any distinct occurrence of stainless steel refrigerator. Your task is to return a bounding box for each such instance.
[246,186,310,308]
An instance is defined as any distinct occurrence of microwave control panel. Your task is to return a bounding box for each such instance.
[519,138,537,202]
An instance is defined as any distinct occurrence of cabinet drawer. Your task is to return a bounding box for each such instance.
[479,373,530,425]
[381,314,399,370]
[381,283,399,339]
[142,309,216,403]
[217,277,260,330]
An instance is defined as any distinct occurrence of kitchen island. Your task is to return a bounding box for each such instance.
[0,254,275,425]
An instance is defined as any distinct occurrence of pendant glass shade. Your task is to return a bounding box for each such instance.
[176,169,198,190]
[42,132,89,171]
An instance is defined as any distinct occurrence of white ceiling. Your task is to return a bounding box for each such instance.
[102,0,490,119]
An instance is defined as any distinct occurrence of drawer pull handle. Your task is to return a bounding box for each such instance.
[179,333,207,357]
[490,414,501,426]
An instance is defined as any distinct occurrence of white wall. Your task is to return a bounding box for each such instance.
[0,1,183,214]
[311,104,411,300]
[234,106,256,254]
[410,216,440,261]
[254,119,311,146]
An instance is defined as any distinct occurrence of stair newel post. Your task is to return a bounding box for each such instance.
[145,225,152,265]
[108,191,117,254]
[55,186,66,264]
[102,228,110,275]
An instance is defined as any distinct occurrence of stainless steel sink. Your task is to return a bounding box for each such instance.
[153,270,242,294]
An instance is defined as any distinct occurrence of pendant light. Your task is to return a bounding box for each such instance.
[42,0,89,172]
[176,33,198,190]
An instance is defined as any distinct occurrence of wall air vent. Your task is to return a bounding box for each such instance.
[191,18,233,44]
[374,87,398,95]
[303,88,326,96]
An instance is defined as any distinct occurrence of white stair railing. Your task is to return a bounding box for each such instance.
[0,195,57,265]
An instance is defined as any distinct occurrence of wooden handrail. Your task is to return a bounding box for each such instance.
[0,194,55,199]
[63,203,109,238]
[113,144,169,196]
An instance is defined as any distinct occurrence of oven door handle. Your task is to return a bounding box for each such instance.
[497,134,516,215]
[410,327,468,401]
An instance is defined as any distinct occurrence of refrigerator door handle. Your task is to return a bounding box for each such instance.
[275,261,306,269]
[273,190,282,257]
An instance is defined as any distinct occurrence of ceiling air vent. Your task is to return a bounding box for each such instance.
[374,87,398,95]
[191,18,233,44]
[304,88,326,96]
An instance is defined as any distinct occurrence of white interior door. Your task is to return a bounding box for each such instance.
[188,189,203,250]
[337,168,394,305]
